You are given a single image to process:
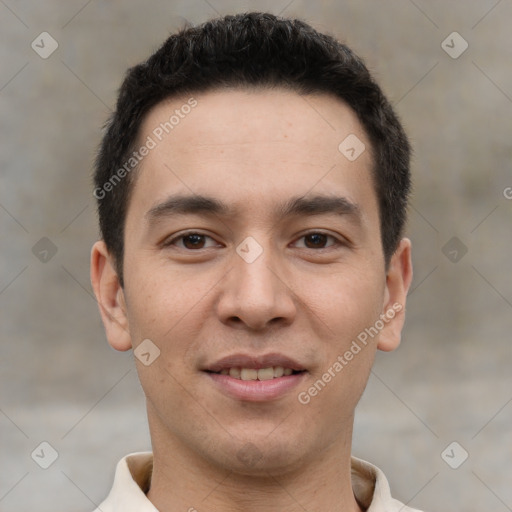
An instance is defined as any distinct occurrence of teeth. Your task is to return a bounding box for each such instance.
[257,367,274,381]
[229,367,241,378]
[240,368,258,381]
[274,366,284,378]
[217,366,298,380]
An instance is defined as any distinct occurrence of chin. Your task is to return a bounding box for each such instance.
[210,436,309,477]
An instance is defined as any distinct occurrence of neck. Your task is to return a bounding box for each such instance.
[146,413,363,512]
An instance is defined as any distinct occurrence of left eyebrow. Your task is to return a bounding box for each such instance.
[276,194,361,223]
[145,193,361,224]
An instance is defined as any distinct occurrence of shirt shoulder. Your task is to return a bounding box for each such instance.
[92,452,157,512]
[351,456,427,512]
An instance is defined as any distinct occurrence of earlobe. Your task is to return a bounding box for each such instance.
[377,238,413,352]
[90,241,132,352]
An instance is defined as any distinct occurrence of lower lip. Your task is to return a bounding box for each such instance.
[205,372,307,402]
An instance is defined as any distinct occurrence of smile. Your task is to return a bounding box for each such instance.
[212,366,301,380]
[202,352,308,401]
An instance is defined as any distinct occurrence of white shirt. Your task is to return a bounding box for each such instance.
[93,452,423,512]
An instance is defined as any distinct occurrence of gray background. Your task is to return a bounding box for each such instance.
[1,1,511,511]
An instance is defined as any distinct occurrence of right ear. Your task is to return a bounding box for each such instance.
[90,240,132,351]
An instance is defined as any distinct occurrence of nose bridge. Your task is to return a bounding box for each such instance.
[234,235,280,302]
[216,234,296,329]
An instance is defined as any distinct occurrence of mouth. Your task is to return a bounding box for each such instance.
[202,353,308,402]
[206,366,305,381]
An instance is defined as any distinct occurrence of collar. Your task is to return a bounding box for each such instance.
[94,452,422,512]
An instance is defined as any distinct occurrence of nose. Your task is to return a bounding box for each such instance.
[215,241,297,331]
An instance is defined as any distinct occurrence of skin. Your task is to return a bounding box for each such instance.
[91,88,412,512]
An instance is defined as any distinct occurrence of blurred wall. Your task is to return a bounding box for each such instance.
[1,1,511,511]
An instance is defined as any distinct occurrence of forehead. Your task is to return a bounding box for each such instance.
[129,88,377,226]
[140,87,369,158]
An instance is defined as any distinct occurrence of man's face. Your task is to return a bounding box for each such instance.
[93,88,411,475]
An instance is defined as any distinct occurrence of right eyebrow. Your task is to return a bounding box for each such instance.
[145,194,231,221]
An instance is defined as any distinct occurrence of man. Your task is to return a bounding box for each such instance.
[90,11,416,512]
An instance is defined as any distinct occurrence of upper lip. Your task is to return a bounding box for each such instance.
[203,353,306,373]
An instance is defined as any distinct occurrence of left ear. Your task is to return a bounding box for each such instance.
[377,238,413,352]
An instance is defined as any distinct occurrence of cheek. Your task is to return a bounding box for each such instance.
[124,259,199,338]
[302,265,385,338]
[124,263,218,398]
[297,272,382,402]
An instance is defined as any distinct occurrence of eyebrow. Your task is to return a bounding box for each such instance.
[145,193,361,224]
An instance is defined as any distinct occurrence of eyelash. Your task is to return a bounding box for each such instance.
[163,231,345,251]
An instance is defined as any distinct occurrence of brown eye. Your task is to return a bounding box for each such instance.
[181,234,206,249]
[304,233,328,248]
[164,232,218,250]
[294,232,340,250]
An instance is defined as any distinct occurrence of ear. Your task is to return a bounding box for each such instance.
[90,240,132,351]
[377,238,413,352]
